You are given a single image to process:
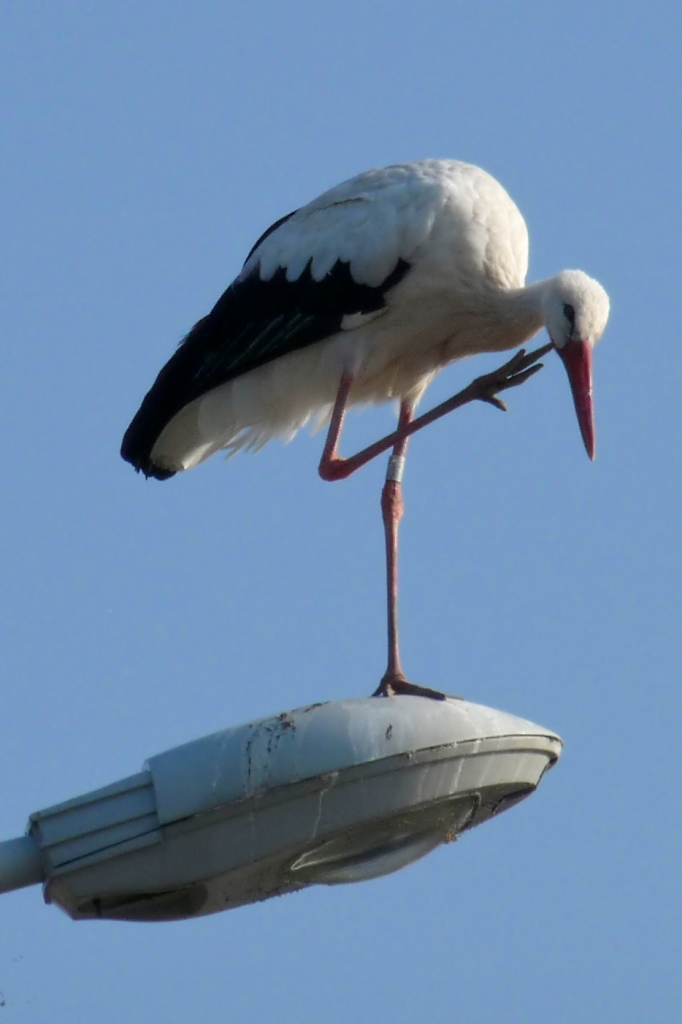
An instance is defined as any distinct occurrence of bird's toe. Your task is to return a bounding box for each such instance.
[372,672,449,701]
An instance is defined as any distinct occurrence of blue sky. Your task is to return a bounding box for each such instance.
[1,3,680,1021]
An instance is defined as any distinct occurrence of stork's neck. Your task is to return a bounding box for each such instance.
[473,278,552,354]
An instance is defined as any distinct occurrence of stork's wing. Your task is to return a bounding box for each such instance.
[120,185,430,477]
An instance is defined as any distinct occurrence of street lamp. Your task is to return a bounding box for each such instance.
[0,696,561,922]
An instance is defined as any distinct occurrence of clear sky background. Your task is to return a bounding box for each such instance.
[1,3,680,1021]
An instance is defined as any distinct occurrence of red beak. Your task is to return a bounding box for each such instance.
[557,340,595,460]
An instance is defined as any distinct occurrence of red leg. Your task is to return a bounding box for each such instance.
[318,343,552,483]
[317,344,551,701]
[380,401,410,686]
[373,402,446,700]
[318,370,355,481]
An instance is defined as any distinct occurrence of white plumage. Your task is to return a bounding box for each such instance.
[122,157,610,698]
[125,159,612,476]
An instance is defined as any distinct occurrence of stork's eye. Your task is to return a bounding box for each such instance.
[563,303,576,330]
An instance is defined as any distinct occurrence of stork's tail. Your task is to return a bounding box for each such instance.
[121,409,177,480]
[121,313,222,481]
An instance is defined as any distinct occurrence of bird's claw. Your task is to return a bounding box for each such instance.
[472,342,553,411]
[373,671,450,701]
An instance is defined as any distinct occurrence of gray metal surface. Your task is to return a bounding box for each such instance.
[146,697,560,823]
[0,835,43,895]
[1,696,562,922]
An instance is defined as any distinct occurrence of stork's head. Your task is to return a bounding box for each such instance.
[543,270,610,460]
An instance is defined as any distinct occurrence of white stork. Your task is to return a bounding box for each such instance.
[122,159,610,700]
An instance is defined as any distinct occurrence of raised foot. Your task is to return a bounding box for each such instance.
[372,671,448,701]
[471,342,554,412]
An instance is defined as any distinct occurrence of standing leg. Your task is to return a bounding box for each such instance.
[373,401,446,700]
[317,345,551,699]
[380,400,411,687]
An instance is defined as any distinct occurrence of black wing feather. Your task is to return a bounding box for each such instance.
[121,253,410,479]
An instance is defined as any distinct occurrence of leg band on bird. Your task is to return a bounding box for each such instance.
[386,455,406,483]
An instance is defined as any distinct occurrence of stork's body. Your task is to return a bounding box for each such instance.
[122,159,610,698]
